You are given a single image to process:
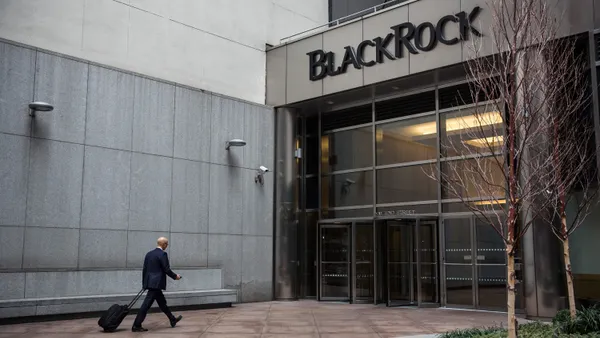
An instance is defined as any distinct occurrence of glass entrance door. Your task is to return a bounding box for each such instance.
[386,219,439,307]
[319,224,351,301]
[387,220,415,306]
[354,223,375,303]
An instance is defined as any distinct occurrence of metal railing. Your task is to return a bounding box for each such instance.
[278,0,419,45]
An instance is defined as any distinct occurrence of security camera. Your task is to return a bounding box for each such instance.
[345,179,355,185]
[255,166,270,186]
[259,166,270,174]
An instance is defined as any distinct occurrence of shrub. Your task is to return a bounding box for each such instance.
[553,306,600,335]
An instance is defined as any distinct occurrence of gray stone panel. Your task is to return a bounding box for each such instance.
[85,65,134,150]
[209,96,245,166]
[0,43,35,136]
[22,268,223,299]
[242,169,273,236]
[26,139,84,228]
[32,52,88,144]
[171,159,209,234]
[266,45,287,106]
[241,236,273,302]
[169,233,208,268]
[81,146,130,230]
[126,230,166,268]
[23,227,79,269]
[208,165,243,235]
[0,134,29,226]
[286,35,323,104]
[362,6,409,85]
[174,87,211,162]
[408,0,462,74]
[129,153,172,232]
[132,77,175,157]
[323,21,364,95]
[0,226,24,269]
[0,306,36,318]
[78,229,127,268]
[460,0,496,59]
[243,105,275,171]
[0,273,25,300]
[207,234,242,289]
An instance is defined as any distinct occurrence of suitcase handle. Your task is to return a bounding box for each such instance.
[127,288,146,309]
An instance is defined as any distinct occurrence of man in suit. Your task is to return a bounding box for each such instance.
[132,237,183,332]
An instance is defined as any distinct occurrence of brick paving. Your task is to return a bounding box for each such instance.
[0,301,509,337]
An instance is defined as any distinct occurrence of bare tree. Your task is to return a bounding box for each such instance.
[540,35,598,319]
[426,0,591,336]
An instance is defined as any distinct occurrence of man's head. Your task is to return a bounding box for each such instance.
[157,237,169,250]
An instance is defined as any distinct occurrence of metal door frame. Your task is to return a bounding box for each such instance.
[383,216,440,308]
[318,223,352,301]
[442,214,511,311]
[353,221,375,304]
[441,215,476,309]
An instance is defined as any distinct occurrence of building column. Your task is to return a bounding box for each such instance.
[274,107,299,300]
[517,50,567,319]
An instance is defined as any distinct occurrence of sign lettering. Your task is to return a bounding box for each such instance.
[307,7,482,81]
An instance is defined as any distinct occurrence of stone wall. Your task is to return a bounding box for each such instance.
[0,39,274,303]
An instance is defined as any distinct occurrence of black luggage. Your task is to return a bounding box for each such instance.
[97,289,145,332]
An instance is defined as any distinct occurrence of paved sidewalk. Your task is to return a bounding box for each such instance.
[0,301,508,337]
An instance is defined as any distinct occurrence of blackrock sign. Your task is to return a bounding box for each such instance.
[307,7,482,81]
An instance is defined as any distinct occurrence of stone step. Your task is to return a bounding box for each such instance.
[0,289,238,318]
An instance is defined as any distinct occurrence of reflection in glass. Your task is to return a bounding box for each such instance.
[377,165,438,204]
[321,127,373,173]
[321,171,373,208]
[444,218,472,264]
[477,265,507,310]
[446,265,474,306]
[388,223,414,304]
[478,265,507,309]
[441,108,504,158]
[321,226,349,299]
[443,200,506,213]
[305,212,318,297]
[420,221,438,303]
[476,220,506,265]
[306,177,318,209]
[321,208,373,220]
[376,115,437,166]
[442,157,505,200]
[355,224,374,300]
[306,136,319,175]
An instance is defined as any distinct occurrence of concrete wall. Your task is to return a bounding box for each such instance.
[0,0,329,104]
[0,40,274,303]
[267,0,596,106]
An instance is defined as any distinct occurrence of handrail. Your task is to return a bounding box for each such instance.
[278,0,419,45]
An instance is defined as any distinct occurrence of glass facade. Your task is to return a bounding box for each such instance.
[290,80,528,310]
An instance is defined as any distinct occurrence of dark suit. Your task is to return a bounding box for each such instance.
[133,248,178,328]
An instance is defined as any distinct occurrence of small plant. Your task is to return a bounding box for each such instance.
[553,306,600,335]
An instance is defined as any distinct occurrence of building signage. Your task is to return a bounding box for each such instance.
[376,210,416,217]
[307,7,482,81]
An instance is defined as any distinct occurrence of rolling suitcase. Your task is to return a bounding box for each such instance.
[98,288,145,332]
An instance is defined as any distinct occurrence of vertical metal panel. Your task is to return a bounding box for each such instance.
[274,107,299,300]
[588,32,600,184]
[286,35,324,104]
[266,45,287,107]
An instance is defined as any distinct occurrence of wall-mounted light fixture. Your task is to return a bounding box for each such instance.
[255,166,270,186]
[28,101,54,117]
[225,139,246,150]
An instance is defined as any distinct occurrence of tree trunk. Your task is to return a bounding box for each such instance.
[562,222,577,319]
[507,246,518,338]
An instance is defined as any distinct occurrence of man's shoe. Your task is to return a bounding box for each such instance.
[170,315,183,328]
[132,326,148,332]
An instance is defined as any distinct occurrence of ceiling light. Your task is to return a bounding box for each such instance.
[326,100,335,105]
